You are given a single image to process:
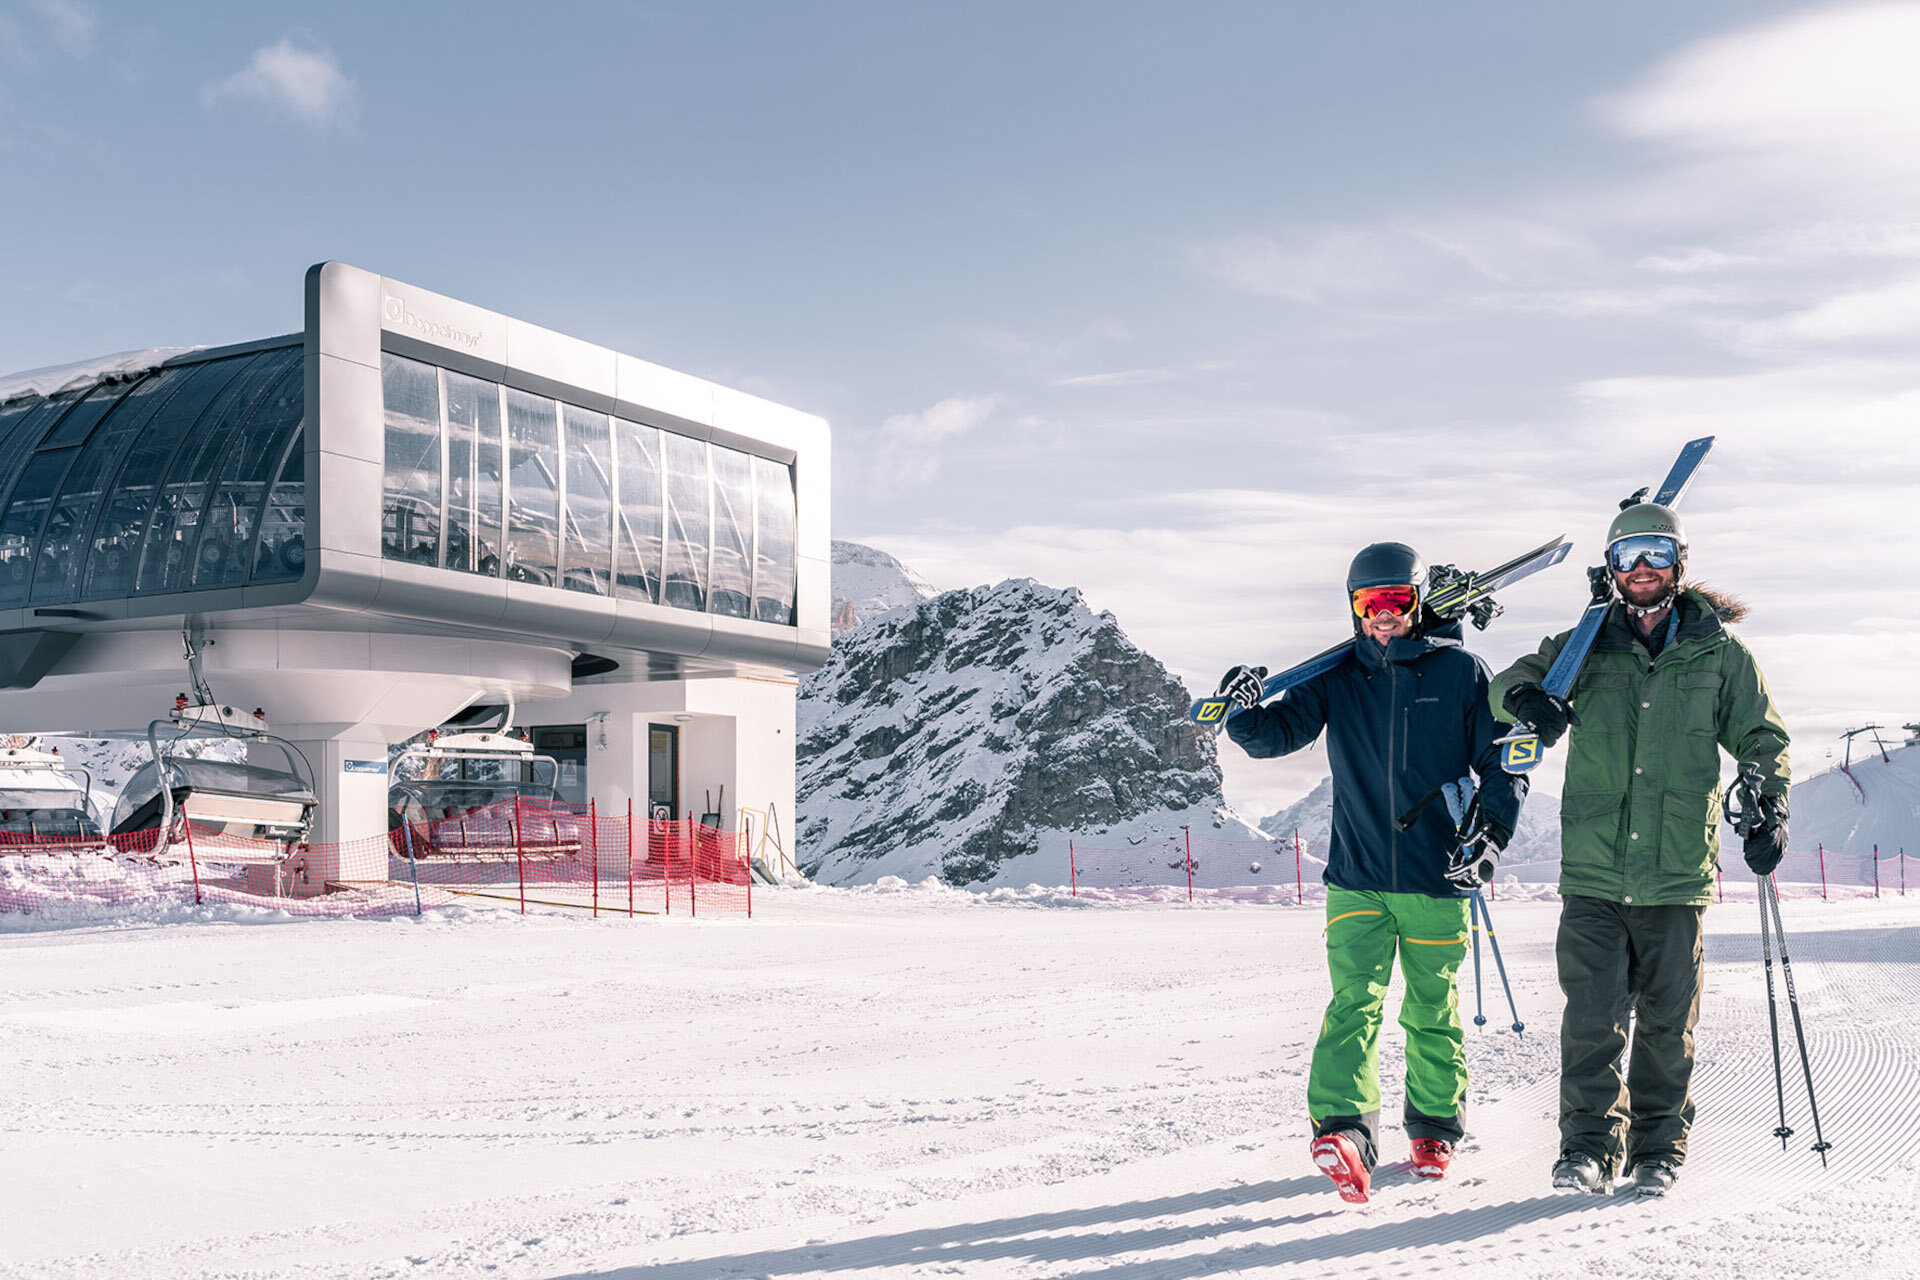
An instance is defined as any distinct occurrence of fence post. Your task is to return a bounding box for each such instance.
[663,809,671,917]
[1818,843,1827,901]
[689,816,697,919]
[626,797,635,918]
[1295,829,1302,906]
[514,794,527,915]
[402,818,422,917]
[1069,840,1076,897]
[1903,847,1908,897]
[744,824,751,920]
[591,800,599,919]
[183,820,202,906]
[1873,843,1880,899]
[1715,863,1722,904]
[1184,827,1193,903]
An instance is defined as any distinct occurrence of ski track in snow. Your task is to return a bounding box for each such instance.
[0,891,1915,1278]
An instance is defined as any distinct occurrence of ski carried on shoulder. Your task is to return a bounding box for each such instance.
[1498,437,1714,773]
[1189,535,1572,727]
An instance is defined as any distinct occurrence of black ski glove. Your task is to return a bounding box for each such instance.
[1744,813,1789,877]
[1216,665,1268,711]
[1504,683,1579,748]
[1445,816,1512,889]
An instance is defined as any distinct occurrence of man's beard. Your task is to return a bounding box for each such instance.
[1619,577,1675,612]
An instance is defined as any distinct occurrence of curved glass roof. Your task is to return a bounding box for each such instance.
[0,341,306,607]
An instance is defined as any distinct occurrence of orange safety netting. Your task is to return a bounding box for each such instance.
[0,798,751,922]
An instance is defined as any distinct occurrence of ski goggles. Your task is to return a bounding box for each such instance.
[1350,584,1419,619]
[1607,534,1679,573]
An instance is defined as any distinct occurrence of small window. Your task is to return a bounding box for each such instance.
[504,389,559,586]
[752,457,796,625]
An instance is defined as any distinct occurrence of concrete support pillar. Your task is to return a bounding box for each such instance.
[278,735,392,892]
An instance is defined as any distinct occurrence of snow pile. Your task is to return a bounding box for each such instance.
[0,346,200,405]
[799,574,1252,886]
[829,538,936,634]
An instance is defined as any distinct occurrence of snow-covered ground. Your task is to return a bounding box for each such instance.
[2,885,1916,1278]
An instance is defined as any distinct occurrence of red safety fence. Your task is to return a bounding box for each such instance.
[0,798,751,925]
[1068,829,1917,905]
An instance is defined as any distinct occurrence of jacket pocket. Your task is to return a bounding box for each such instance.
[1678,669,1722,735]
[1560,791,1626,878]
[1572,670,1631,733]
[1658,788,1719,880]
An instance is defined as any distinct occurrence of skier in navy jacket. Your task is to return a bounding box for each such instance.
[1218,542,1527,1203]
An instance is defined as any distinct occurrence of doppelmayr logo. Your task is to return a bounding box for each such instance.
[382,295,484,349]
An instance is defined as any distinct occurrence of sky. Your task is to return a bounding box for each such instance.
[2,1,1917,817]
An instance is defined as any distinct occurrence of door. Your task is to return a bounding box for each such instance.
[531,725,587,803]
[647,725,678,820]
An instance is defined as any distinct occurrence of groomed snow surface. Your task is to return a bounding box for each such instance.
[3,884,1916,1279]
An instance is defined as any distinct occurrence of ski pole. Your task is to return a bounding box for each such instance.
[1469,891,1487,1029]
[1472,889,1524,1035]
[1758,869,1792,1151]
[1764,875,1832,1166]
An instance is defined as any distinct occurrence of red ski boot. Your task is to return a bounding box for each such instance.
[1410,1138,1454,1180]
[1311,1132,1372,1204]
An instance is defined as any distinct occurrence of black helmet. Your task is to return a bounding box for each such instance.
[1347,542,1424,593]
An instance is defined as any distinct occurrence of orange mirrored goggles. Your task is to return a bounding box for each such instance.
[1351,584,1419,619]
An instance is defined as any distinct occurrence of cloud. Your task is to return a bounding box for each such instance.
[30,0,92,56]
[203,36,357,130]
[867,395,1000,491]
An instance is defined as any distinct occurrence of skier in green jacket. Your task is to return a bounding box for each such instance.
[1491,501,1790,1198]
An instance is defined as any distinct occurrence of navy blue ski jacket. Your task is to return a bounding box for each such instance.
[1226,620,1527,899]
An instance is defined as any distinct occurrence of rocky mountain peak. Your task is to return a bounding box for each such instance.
[799,569,1235,885]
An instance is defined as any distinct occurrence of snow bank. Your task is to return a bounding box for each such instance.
[0,346,200,404]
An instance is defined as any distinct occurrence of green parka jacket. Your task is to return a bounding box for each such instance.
[1491,587,1790,907]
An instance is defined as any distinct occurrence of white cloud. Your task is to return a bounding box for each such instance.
[1751,276,1920,342]
[30,0,92,57]
[203,36,357,130]
[866,395,1000,491]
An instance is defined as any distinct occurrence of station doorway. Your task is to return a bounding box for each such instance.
[530,725,588,803]
[647,724,679,821]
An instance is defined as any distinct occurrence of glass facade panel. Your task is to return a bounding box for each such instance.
[560,405,613,595]
[252,436,306,583]
[192,364,304,588]
[662,433,709,611]
[41,381,126,449]
[444,371,502,577]
[709,445,753,618]
[381,354,441,566]
[0,452,77,605]
[753,457,796,625]
[504,388,560,586]
[82,357,253,599]
[612,419,661,604]
[32,367,192,604]
[137,351,292,595]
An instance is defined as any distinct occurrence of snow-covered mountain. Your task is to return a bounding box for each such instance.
[799,559,1255,886]
[1787,731,1919,857]
[830,540,935,635]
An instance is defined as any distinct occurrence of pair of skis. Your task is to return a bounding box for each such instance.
[1496,437,1715,773]
[1187,536,1573,727]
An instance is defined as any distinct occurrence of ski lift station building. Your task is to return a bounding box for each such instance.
[0,262,831,889]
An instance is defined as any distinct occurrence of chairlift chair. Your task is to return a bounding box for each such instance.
[0,739,105,849]
[388,725,572,858]
[110,704,317,851]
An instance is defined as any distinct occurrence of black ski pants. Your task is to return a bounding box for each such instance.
[1555,895,1706,1174]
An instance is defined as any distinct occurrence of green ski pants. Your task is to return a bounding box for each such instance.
[1309,887,1471,1170]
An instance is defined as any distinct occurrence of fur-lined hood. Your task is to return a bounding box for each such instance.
[1685,583,1748,624]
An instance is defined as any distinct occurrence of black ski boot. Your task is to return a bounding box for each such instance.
[1630,1160,1678,1197]
[1551,1152,1612,1195]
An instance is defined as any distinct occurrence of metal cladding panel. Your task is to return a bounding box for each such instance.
[605,598,716,661]
[712,384,818,464]
[376,274,507,372]
[315,353,381,466]
[499,578,617,646]
[614,353,716,434]
[794,626,831,671]
[305,548,382,613]
[794,552,831,638]
[308,263,381,371]
[703,610,799,670]
[316,452,382,559]
[506,317,617,407]
[369,558,509,630]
